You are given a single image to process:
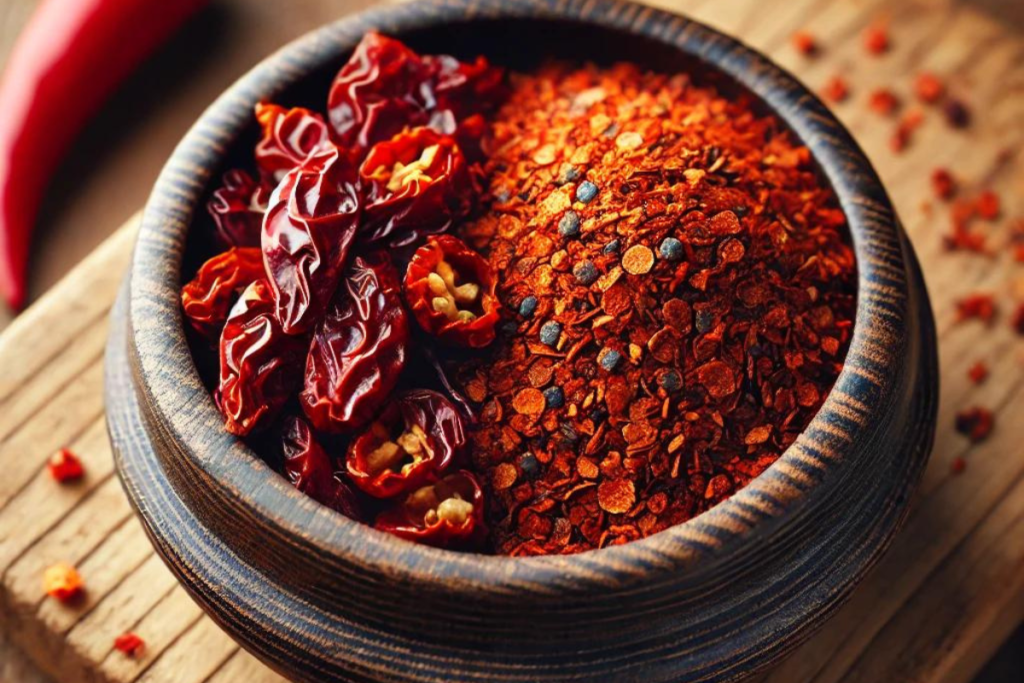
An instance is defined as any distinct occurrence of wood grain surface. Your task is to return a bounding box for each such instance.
[0,0,1022,682]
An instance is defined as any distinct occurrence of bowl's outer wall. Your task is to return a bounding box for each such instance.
[110,0,938,681]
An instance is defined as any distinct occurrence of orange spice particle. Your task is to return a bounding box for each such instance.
[863,22,890,54]
[791,30,817,56]
[43,562,83,602]
[868,88,900,116]
[967,361,988,385]
[822,75,849,103]
[914,72,944,103]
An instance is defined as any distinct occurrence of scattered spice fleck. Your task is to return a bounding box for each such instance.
[967,361,989,385]
[955,406,994,443]
[43,562,83,602]
[868,88,900,116]
[955,293,997,325]
[1012,303,1024,335]
[47,448,84,483]
[943,98,970,128]
[114,632,146,658]
[914,72,944,103]
[930,168,956,200]
[975,190,1000,221]
[822,75,849,103]
[950,457,966,475]
[863,22,890,55]
[791,30,817,56]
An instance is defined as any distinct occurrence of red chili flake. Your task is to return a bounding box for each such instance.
[114,633,146,658]
[43,562,83,602]
[1011,219,1024,263]
[950,457,966,475]
[863,22,890,55]
[47,448,84,482]
[822,75,849,103]
[955,293,997,325]
[1012,302,1024,335]
[890,108,924,153]
[868,88,900,116]
[930,168,956,200]
[943,98,970,128]
[955,407,994,443]
[791,31,817,56]
[967,361,988,385]
[914,72,945,103]
[975,190,1000,221]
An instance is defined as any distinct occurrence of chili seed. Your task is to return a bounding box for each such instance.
[539,321,562,347]
[576,181,599,203]
[543,386,565,409]
[559,210,581,238]
[573,260,599,285]
[519,296,538,318]
[659,237,684,261]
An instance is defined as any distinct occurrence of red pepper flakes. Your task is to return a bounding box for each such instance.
[47,448,84,482]
[868,88,900,116]
[930,168,956,200]
[822,75,850,103]
[1012,303,1024,335]
[863,22,890,55]
[955,407,994,443]
[943,98,970,128]
[1010,219,1024,263]
[914,72,945,103]
[890,109,924,153]
[975,190,1000,221]
[791,30,817,56]
[114,632,146,658]
[950,457,966,475]
[967,361,989,385]
[43,562,83,602]
[955,293,997,325]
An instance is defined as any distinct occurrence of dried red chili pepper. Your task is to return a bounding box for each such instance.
[113,632,146,658]
[301,252,409,432]
[262,144,361,335]
[374,471,485,548]
[359,127,474,246]
[326,31,503,151]
[218,279,306,436]
[346,389,465,498]
[254,103,331,183]
[47,448,84,482]
[207,170,269,249]
[405,234,501,348]
[0,0,208,309]
[955,407,994,443]
[281,415,362,520]
[181,247,265,340]
[43,562,83,601]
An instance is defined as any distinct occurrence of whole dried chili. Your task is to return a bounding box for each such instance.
[281,415,362,519]
[449,62,856,556]
[207,170,269,248]
[181,247,265,341]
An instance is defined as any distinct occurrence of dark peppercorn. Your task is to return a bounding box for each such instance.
[599,348,623,371]
[943,99,970,128]
[661,370,682,392]
[559,166,580,185]
[558,210,581,238]
[539,321,562,347]
[519,452,540,478]
[695,310,714,333]
[518,296,538,318]
[603,239,621,254]
[659,237,684,261]
[576,181,599,203]
[573,260,599,285]
[543,386,565,408]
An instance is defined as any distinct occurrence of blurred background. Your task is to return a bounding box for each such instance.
[0,0,1021,681]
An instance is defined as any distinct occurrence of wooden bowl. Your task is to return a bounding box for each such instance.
[105,0,938,681]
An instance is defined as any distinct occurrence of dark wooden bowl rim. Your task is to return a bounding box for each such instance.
[127,0,925,596]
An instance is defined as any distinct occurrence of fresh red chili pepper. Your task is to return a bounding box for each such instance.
[346,390,465,498]
[0,0,208,309]
[180,247,265,341]
[254,103,331,184]
[374,471,486,548]
[47,447,84,482]
[404,234,501,348]
[301,252,409,433]
[262,143,361,335]
[207,170,269,249]
[360,127,474,247]
[218,279,306,436]
[280,415,362,520]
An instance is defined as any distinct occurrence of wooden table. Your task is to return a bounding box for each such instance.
[1,0,1022,681]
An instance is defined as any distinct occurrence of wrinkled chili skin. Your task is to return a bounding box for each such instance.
[374,471,486,548]
[281,415,362,520]
[405,234,501,348]
[301,252,409,432]
[218,279,306,436]
[207,170,269,248]
[254,103,331,184]
[326,32,504,151]
[181,247,265,341]
[359,127,474,247]
[262,143,361,335]
[346,389,465,498]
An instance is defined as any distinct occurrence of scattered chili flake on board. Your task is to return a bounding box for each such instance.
[822,75,850,103]
[47,448,84,482]
[791,31,817,56]
[955,293,997,325]
[451,62,856,556]
[955,407,994,443]
[114,632,146,658]
[975,190,1000,221]
[930,168,956,200]
[914,72,945,103]
[863,22,890,55]
[868,88,900,116]
[967,361,988,385]
[890,109,924,153]
[43,562,83,602]
[950,457,966,475]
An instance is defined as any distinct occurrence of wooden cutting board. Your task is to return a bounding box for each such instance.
[0,0,1022,681]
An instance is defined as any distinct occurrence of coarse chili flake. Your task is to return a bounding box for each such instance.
[448,62,856,556]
